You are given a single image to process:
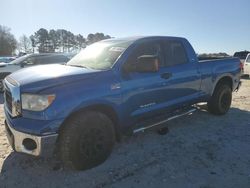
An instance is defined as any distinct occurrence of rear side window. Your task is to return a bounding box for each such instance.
[163,41,188,67]
[22,56,37,65]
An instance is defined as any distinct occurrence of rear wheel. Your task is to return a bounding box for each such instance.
[207,84,232,115]
[59,111,115,170]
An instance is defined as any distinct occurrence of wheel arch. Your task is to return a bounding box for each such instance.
[59,103,122,142]
[212,76,233,95]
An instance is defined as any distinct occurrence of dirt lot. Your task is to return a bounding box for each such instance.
[0,79,250,188]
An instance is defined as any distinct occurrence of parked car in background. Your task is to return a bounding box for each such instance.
[0,53,71,91]
[0,57,16,64]
[3,36,241,171]
[234,51,250,61]
[243,53,250,77]
[64,52,77,59]
[234,51,250,74]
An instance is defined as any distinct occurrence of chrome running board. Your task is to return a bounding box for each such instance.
[133,108,196,134]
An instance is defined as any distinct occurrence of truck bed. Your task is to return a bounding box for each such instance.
[198,57,241,96]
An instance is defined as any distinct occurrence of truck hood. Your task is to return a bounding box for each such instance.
[8,64,100,92]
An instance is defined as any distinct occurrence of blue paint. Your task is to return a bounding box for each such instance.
[4,36,241,135]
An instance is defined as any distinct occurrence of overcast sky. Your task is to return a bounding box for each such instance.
[1,0,249,55]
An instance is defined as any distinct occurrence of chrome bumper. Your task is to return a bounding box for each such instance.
[4,120,58,157]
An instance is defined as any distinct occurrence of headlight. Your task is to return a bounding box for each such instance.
[21,94,56,111]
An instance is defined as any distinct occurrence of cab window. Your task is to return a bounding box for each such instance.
[22,56,36,65]
[126,41,164,67]
[163,41,188,67]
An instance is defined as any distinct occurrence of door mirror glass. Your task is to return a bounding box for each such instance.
[135,55,159,73]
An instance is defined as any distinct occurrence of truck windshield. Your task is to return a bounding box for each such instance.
[67,41,132,70]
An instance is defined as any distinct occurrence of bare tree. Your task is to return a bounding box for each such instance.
[75,34,86,49]
[30,35,35,53]
[18,34,32,53]
[0,25,17,56]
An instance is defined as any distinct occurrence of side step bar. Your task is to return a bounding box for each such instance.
[133,108,196,134]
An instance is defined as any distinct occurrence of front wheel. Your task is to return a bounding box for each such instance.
[59,111,115,170]
[207,84,232,115]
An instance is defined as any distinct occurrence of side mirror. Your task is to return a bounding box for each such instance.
[135,55,159,73]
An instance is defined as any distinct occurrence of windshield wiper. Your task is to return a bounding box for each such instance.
[67,64,89,69]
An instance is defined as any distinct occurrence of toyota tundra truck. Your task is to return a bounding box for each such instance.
[3,36,241,170]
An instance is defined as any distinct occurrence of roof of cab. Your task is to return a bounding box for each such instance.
[102,36,186,44]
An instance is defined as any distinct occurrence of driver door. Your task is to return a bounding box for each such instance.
[121,40,168,124]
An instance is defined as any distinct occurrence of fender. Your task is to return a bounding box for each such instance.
[211,73,233,95]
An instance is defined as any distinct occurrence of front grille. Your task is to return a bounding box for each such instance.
[4,77,20,117]
[5,89,12,113]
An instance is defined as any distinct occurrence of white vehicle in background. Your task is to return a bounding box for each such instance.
[244,53,250,77]
[0,53,71,92]
[233,51,249,75]
[0,57,16,64]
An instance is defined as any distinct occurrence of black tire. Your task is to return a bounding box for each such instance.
[59,111,115,170]
[207,84,232,115]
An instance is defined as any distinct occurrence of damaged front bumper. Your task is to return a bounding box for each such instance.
[4,120,58,157]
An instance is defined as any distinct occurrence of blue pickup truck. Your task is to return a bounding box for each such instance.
[4,36,241,170]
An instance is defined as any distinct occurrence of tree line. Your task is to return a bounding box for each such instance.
[198,52,230,60]
[0,25,111,56]
[0,25,17,56]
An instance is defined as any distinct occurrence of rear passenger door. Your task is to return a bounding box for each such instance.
[160,39,201,108]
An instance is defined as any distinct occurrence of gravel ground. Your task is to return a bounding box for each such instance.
[0,79,250,188]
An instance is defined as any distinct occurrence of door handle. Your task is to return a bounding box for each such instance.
[161,72,172,79]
